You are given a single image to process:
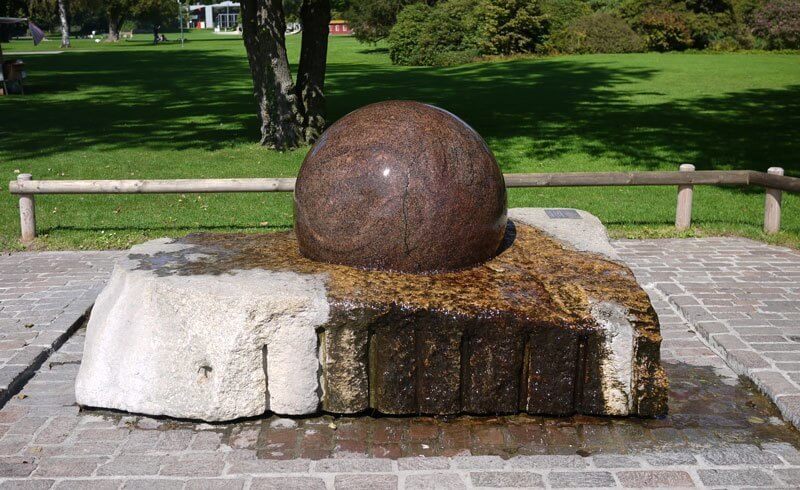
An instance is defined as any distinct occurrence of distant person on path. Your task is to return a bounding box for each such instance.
[153,25,160,45]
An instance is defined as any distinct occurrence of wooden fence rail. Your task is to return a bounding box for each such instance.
[8,167,798,243]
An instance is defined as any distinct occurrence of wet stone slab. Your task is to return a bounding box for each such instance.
[73,359,800,461]
[75,215,667,420]
[219,361,800,458]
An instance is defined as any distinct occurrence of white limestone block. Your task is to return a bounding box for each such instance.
[591,301,635,416]
[75,239,329,421]
[509,208,620,261]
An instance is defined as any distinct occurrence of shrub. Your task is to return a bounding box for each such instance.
[550,12,645,53]
[388,0,481,66]
[684,12,718,48]
[476,0,550,55]
[685,0,736,15]
[347,0,424,44]
[387,3,431,65]
[416,0,481,62]
[633,9,694,51]
[540,0,592,31]
[751,0,800,49]
[430,48,482,66]
[388,0,548,65]
[708,35,745,50]
[732,0,764,25]
[589,0,626,11]
[619,0,740,50]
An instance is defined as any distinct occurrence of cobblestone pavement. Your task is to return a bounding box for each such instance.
[1,240,800,488]
[616,238,800,429]
[0,252,119,405]
[1,328,800,488]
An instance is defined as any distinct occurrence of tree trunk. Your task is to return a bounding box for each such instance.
[296,0,331,143]
[0,24,10,44]
[58,0,70,48]
[241,0,303,149]
[107,13,122,42]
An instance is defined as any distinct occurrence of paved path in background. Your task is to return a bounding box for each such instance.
[616,238,800,428]
[0,252,119,404]
[5,51,66,56]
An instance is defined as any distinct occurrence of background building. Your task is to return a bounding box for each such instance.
[187,3,350,35]
[329,20,351,35]
[188,2,239,30]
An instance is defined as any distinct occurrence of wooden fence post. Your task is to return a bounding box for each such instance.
[17,174,36,243]
[764,167,784,234]
[675,164,695,231]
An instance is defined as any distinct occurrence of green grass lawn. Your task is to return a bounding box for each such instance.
[1,31,799,251]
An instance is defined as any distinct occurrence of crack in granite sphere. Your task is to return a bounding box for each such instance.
[294,100,508,273]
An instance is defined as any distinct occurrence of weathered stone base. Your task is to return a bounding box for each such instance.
[75,209,667,421]
[321,303,653,417]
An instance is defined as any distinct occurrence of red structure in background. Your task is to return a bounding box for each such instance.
[329,20,351,35]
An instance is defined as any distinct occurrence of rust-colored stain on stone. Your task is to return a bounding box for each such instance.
[132,222,667,418]
[294,100,507,274]
[142,223,652,327]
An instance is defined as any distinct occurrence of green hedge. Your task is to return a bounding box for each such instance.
[548,12,645,53]
[388,0,548,66]
[386,0,800,66]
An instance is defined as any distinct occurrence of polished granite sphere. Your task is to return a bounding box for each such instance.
[294,100,507,273]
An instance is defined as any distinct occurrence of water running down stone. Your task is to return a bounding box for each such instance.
[75,101,667,422]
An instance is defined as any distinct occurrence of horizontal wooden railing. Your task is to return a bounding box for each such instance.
[9,170,800,195]
[507,170,799,191]
[8,167,798,243]
[8,178,298,194]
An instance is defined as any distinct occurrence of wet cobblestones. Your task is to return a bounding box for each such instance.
[0,326,797,487]
[616,237,800,429]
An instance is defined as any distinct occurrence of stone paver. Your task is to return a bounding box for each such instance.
[0,252,119,405]
[0,324,795,487]
[1,239,800,486]
[615,237,800,428]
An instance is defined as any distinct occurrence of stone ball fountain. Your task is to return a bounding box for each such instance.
[295,101,507,273]
[75,101,668,422]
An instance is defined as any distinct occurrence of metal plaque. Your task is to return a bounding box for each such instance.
[544,209,582,219]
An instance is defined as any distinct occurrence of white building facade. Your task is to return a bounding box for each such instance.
[188,2,240,30]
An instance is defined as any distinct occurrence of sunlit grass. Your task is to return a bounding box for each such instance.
[1,32,798,250]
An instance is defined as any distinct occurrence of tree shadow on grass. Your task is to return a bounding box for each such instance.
[559,84,800,175]
[0,49,797,179]
[0,49,259,157]
[0,52,659,160]
[357,47,389,54]
[325,59,800,175]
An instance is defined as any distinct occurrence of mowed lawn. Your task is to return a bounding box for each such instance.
[1,31,799,251]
